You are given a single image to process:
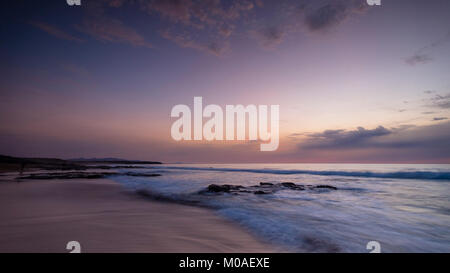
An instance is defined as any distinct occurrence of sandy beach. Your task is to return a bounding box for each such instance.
[0,176,274,253]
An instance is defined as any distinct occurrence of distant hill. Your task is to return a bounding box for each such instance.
[68,158,162,164]
[0,155,162,173]
[0,155,68,164]
[69,157,128,162]
[0,154,86,172]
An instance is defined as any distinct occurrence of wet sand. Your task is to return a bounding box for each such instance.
[0,177,274,253]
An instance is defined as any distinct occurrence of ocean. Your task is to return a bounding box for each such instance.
[111,163,450,252]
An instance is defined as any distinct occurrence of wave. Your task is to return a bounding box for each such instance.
[151,166,450,180]
[111,168,450,252]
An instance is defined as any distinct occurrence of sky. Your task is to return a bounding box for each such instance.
[1,0,450,163]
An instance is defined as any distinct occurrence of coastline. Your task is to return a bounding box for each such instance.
[0,176,276,253]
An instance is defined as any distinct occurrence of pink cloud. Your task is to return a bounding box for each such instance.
[77,17,153,48]
[30,21,84,43]
[161,29,229,56]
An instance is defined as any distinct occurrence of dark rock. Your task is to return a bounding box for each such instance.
[281,182,305,190]
[207,184,227,192]
[90,165,148,170]
[17,172,114,180]
[17,171,162,180]
[205,184,242,193]
[123,172,161,177]
[208,184,224,192]
[70,159,162,165]
[0,155,162,173]
[199,182,337,196]
[313,185,337,190]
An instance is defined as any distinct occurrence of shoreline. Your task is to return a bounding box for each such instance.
[0,176,276,253]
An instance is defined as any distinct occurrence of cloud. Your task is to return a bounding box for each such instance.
[304,0,367,32]
[61,63,89,77]
[72,0,373,54]
[418,30,450,52]
[146,0,369,52]
[147,0,193,25]
[160,29,229,56]
[287,122,450,162]
[304,2,348,32]
[77,17,152,48]
[74,0,153,48]
[298,126,391,149]
[405,53,433,66]
[429,93,450,109]
[433,117,448,121]
[30,21,84,43]
[219,24,234,37]
[107,0,127,8]
[422,91,450,110]
[249,0,367,49]
[136,0,260,54]
[141,0,255,27]
[30,0,373,55]
[405,30,450,65]
[254,26,286,49]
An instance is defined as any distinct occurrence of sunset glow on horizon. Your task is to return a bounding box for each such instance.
[1,0,450,163]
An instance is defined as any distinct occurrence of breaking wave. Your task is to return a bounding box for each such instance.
[149,166,450,180]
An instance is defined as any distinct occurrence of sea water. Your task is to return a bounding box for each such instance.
[111,163,450,252]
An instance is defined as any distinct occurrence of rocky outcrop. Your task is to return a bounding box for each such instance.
[205,184,245,193]
[17,171,161,180]
[0,154,162,172]
[199,182,337,195]
[122,172,161,177]
[313,185,338,190]
[17,172,114,180]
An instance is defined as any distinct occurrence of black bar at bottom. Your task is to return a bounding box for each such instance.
[0,253,445,272]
